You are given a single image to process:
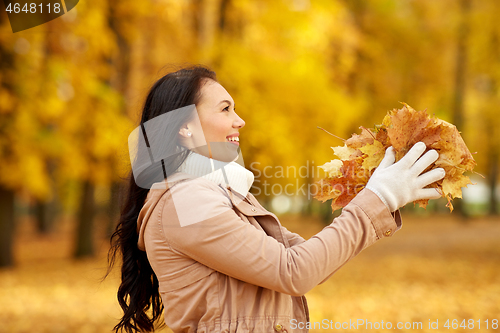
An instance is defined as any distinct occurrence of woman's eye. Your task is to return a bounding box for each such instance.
[223,106,230,112]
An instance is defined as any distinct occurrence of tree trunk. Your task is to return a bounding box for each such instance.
[0,186,15,267]
[488,152,498,215]
[34,196,59,234]
[34,199,53,234]
[343,0,368,96]
[35,160,59,233]
[192,0,204,47]
[106,180,122,237]
[218,0,231,32]
[107,0,132,96]
[106,3,131,236]
[74,180,95,258]
[213,0,231,68]
[486,33,499,215]
[451,0,471,219]
[0,13,17,267]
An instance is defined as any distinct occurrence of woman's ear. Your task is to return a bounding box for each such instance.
[179,126,192,138]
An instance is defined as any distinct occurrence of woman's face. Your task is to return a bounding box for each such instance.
[181,79,245,161]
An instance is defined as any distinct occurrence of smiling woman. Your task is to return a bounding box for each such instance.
[178,80,244,161]
[106,64,446,333]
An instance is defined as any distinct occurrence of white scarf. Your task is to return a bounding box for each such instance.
[178,151,255,197]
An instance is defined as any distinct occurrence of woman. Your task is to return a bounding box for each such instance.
[108,65,445,333]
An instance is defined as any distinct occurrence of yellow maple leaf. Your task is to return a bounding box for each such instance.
[319,159,343,178]
[442,175,472,199]
[360,140,385,171]
[332,145,357,160]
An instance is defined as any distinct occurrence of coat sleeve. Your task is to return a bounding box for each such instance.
[280,226,306,247]
[160,178,401,297]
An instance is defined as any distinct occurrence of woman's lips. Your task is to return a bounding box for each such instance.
[226,134,239,145]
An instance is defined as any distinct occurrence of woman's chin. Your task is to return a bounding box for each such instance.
[210,142,240,162]
[191,142,240,162]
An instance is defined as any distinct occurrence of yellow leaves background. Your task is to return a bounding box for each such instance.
[3,0,497,203]
[1,0,499,331]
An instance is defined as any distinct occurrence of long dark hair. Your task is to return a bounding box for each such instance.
[106,65,217,333]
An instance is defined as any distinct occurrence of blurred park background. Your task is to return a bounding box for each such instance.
[0,0,499,332]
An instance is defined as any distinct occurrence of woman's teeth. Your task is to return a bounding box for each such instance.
[226,136,239,142]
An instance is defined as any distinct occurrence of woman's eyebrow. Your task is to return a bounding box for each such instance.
[217,99,235,107]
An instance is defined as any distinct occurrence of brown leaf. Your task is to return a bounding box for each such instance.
[346,127,375,149]
[383,104,430,152]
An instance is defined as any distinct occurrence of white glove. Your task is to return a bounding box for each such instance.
[365,142,445,212]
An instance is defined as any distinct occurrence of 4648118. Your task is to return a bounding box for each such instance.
[5,2,62,14]
[444,319,498,330]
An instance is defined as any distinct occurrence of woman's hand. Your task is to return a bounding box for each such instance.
[365,142,445,212]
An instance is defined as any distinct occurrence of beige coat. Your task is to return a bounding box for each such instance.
[137,172,401,332]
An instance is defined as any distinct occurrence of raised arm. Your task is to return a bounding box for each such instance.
[158,142,443,296]
[160,178,398,297]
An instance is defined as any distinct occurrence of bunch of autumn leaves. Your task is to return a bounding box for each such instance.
[315,103,476,212]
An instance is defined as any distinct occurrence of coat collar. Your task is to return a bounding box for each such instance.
[150,171,274,219]
[150,151,254,197]
[173,151,255,197]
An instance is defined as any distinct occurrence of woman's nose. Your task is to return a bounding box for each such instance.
[234,114,245,128]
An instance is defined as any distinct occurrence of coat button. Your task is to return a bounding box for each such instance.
[251,208,257,212]
[385,229,392,236]
[274,324,283,332]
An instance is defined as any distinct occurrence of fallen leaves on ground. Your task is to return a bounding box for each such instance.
[2,215,499,333]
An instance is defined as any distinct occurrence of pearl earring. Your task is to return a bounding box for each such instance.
[187,132,192,137]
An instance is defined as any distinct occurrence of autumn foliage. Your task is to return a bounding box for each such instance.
[315,103,476,212]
